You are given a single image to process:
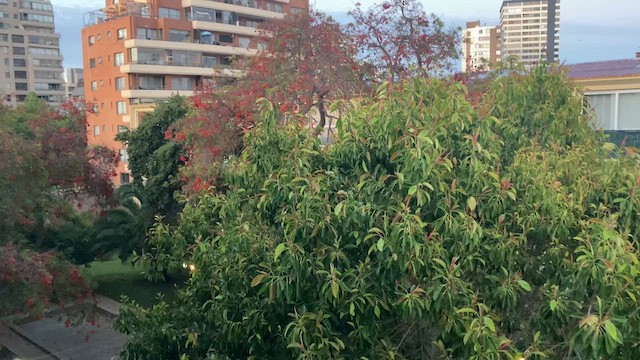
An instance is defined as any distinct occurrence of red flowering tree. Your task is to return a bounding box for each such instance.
[348,0,460,82]
[0,94,118,247]
[174,10,367,191]
[0,243,93,320]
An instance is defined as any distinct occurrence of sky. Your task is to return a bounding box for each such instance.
[54,0,640,68]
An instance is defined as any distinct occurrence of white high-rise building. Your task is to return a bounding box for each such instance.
[500,0,560,65]
[0,0,65,107]
[462,21,501,72]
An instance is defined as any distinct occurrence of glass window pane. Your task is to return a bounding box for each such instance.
[618,93,640,130]
[586,94,614,130]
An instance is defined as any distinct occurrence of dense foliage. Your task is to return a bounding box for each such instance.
[173,11,367,191]
[116,66,640,359]
[116,96,190,220]
[0,95,115,317]
[0,244,92,319]
[172,3,458,192]
[0,95,117,247]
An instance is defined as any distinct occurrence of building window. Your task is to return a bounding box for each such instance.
[202,55,217,67]
[136,27,160,40]
[618,93,640,130]
[117,28,127,40]
[15,82,27,90]
[265,1,284,13]
[116,101,126,114]
[12,46,24,55]
[120,173,130,184]
[158,7,180,20]
[586,92,640,131]
[118,125,128,133]
[11,34,23,43]
[91,81,97,91]
[114,52,124,66]
[115,76,125,90]
[13,58,25,67]
[171,77,192,91]
[98,56,102,64]
[89,58,96,68]
[119,149,129,162]
[238,36,250,49]
[93,125,100,135]
[219,33,233,44]
[97,33,101,41]
[99,80,103,87]
[88,35,95,45]
[168,29,190,42]
[107,31,111,38]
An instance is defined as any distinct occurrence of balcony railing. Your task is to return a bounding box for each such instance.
[129,60,234,69]
[83,2,150,27]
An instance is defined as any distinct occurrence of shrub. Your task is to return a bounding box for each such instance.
[117,66,640,359]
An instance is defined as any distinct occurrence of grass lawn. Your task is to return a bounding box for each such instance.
[83,259,182,308]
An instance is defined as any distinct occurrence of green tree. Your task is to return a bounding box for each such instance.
[117,96,190,221]
[116,66,640,359]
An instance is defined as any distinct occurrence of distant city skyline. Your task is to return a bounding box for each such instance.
[54,0,639,68]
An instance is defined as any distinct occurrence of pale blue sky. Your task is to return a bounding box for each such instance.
[53,0,640,68]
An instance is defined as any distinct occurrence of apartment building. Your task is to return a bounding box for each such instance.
[0,0,65,107]
[500,0,560,65]
[63,67,84,100]
[462,21,501,72]
[82,0,308,184]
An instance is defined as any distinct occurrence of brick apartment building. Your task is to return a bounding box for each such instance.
[81,0,308,184]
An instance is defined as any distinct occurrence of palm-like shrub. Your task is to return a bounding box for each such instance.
[92,185,146,261]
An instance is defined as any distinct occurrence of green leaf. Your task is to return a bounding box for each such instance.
[376,238,385,252]
[408,185,417,196]
[484,317,496,332]
[251,274,266,287]
[349,303,355,316]
[274,243,286,261]
[604,320,623,344]
[334,201,344,217]
[467,196,477,211]
[518,279,531,292]
[549,300,557,311]
[374,305,381,318]
[331,282,339,298]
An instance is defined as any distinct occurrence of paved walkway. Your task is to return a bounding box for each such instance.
[0,297,124,360]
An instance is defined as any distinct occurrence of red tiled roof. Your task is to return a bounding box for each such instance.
[567,58,640,79]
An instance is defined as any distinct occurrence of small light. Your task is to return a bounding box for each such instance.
[182,262,188,269]
[189,264,196,272]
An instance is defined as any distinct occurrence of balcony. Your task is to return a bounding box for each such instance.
[121,89,195,99]
[120,63,243,78]
[124,39,258,57]
[182,0,284,20]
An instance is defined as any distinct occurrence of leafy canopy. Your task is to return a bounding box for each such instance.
[118,66,640,359]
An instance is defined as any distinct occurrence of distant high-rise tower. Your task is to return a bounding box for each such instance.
[63,67,84,100]
[462,21,501,72]
[0,0,65,107]
[500,0,560,65]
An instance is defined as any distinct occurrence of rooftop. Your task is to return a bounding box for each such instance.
[567,58,640,79]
